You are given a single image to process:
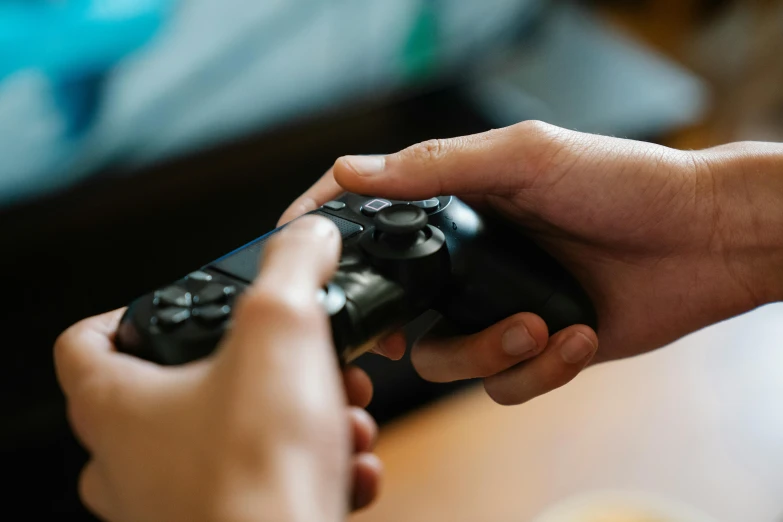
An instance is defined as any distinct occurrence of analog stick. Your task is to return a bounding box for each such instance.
[360,203,447,264]
[373,205,430,248]
[375,205,429,234]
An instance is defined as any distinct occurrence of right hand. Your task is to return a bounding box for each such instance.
[279,121,783,405]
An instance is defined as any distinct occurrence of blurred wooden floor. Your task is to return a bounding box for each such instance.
[351,304,783,522]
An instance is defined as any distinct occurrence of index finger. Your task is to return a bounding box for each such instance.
[54,309,126,397]
[277,155,388,226]
[277,167,343,226]
[223,215,345,393]
[253,214,342,303]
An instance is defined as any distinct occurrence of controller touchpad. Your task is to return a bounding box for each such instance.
[210,212,364,283]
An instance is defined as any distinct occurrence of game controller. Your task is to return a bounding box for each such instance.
[116,193,597,365]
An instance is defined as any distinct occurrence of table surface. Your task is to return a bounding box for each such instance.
[351,303,783,522]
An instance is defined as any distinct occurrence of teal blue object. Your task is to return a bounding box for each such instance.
[0,0,173,78]
[401,0,440,82]
[0,0,173,135]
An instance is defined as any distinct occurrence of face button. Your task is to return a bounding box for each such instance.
[361,198,392,217]
[338,250,364,269]
[153,286,192,308]
[412,198,440,212]
[192,283,236,305]
[152,307,191,328]
[192,304,232,325]
[317,283,347,316]
[186,270,213,282]
[323,200,346,211]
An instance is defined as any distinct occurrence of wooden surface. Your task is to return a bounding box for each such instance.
[351,304,783,522]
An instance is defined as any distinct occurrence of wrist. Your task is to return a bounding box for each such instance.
[701,141,783,306]
[206,466,347,522]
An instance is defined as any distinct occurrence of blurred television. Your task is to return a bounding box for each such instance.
[0,0,545,208]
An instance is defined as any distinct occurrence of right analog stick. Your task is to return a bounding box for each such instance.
[373,205,430,249]
[360,203,447,263]
[360,203,450,305]
[374,205,429,235]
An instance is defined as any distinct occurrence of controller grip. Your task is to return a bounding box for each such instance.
[432,206,597,336]
[328,254,416,363]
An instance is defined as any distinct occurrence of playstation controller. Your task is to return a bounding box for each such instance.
[116,193,597,365]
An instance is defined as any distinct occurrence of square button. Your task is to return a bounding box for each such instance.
[361,199,392,216]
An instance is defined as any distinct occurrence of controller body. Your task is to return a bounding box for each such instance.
[116,194,597,365]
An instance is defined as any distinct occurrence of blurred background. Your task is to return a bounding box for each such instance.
[1,0,782,519]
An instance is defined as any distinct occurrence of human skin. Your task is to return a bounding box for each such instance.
[279,121,783,405]
[54,216,382,522]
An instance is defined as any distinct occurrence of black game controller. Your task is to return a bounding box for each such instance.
[116,194,597,365]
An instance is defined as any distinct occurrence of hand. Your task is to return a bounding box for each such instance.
[55,216,382,522]
[279,121,783,405]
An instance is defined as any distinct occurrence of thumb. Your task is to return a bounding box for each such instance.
[223,215,342,374]
[332,120,590,200]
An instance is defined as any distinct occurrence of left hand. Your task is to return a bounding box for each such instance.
[55,216,382,522]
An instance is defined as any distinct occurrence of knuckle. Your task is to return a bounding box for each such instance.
[402,138,451,164]
[542,370,572,392]
[235,288,321,328]
[483,379,524,406]
[223,394,342,461]
[515,119,567,148]
[511,120,579,183]
[53,322,94,391]
[409,345,441,382]
[474,331,515,378]
[469,350,502,380]
[513,119,560,140]
[303,416,346,458]
[535,361,583,396]
[78,465,103,516]
[53,322,83,365]
[290,400,341,441]
[54,336,117,404]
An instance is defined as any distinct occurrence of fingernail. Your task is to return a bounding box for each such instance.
[371,342,388,358]
[560,333,596,365]
[343,155,386,175]
[501,325,537,357]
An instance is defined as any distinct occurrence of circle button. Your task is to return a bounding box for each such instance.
[412,198,440,212]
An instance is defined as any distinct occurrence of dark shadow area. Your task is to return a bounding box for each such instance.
[0,84,495,519]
